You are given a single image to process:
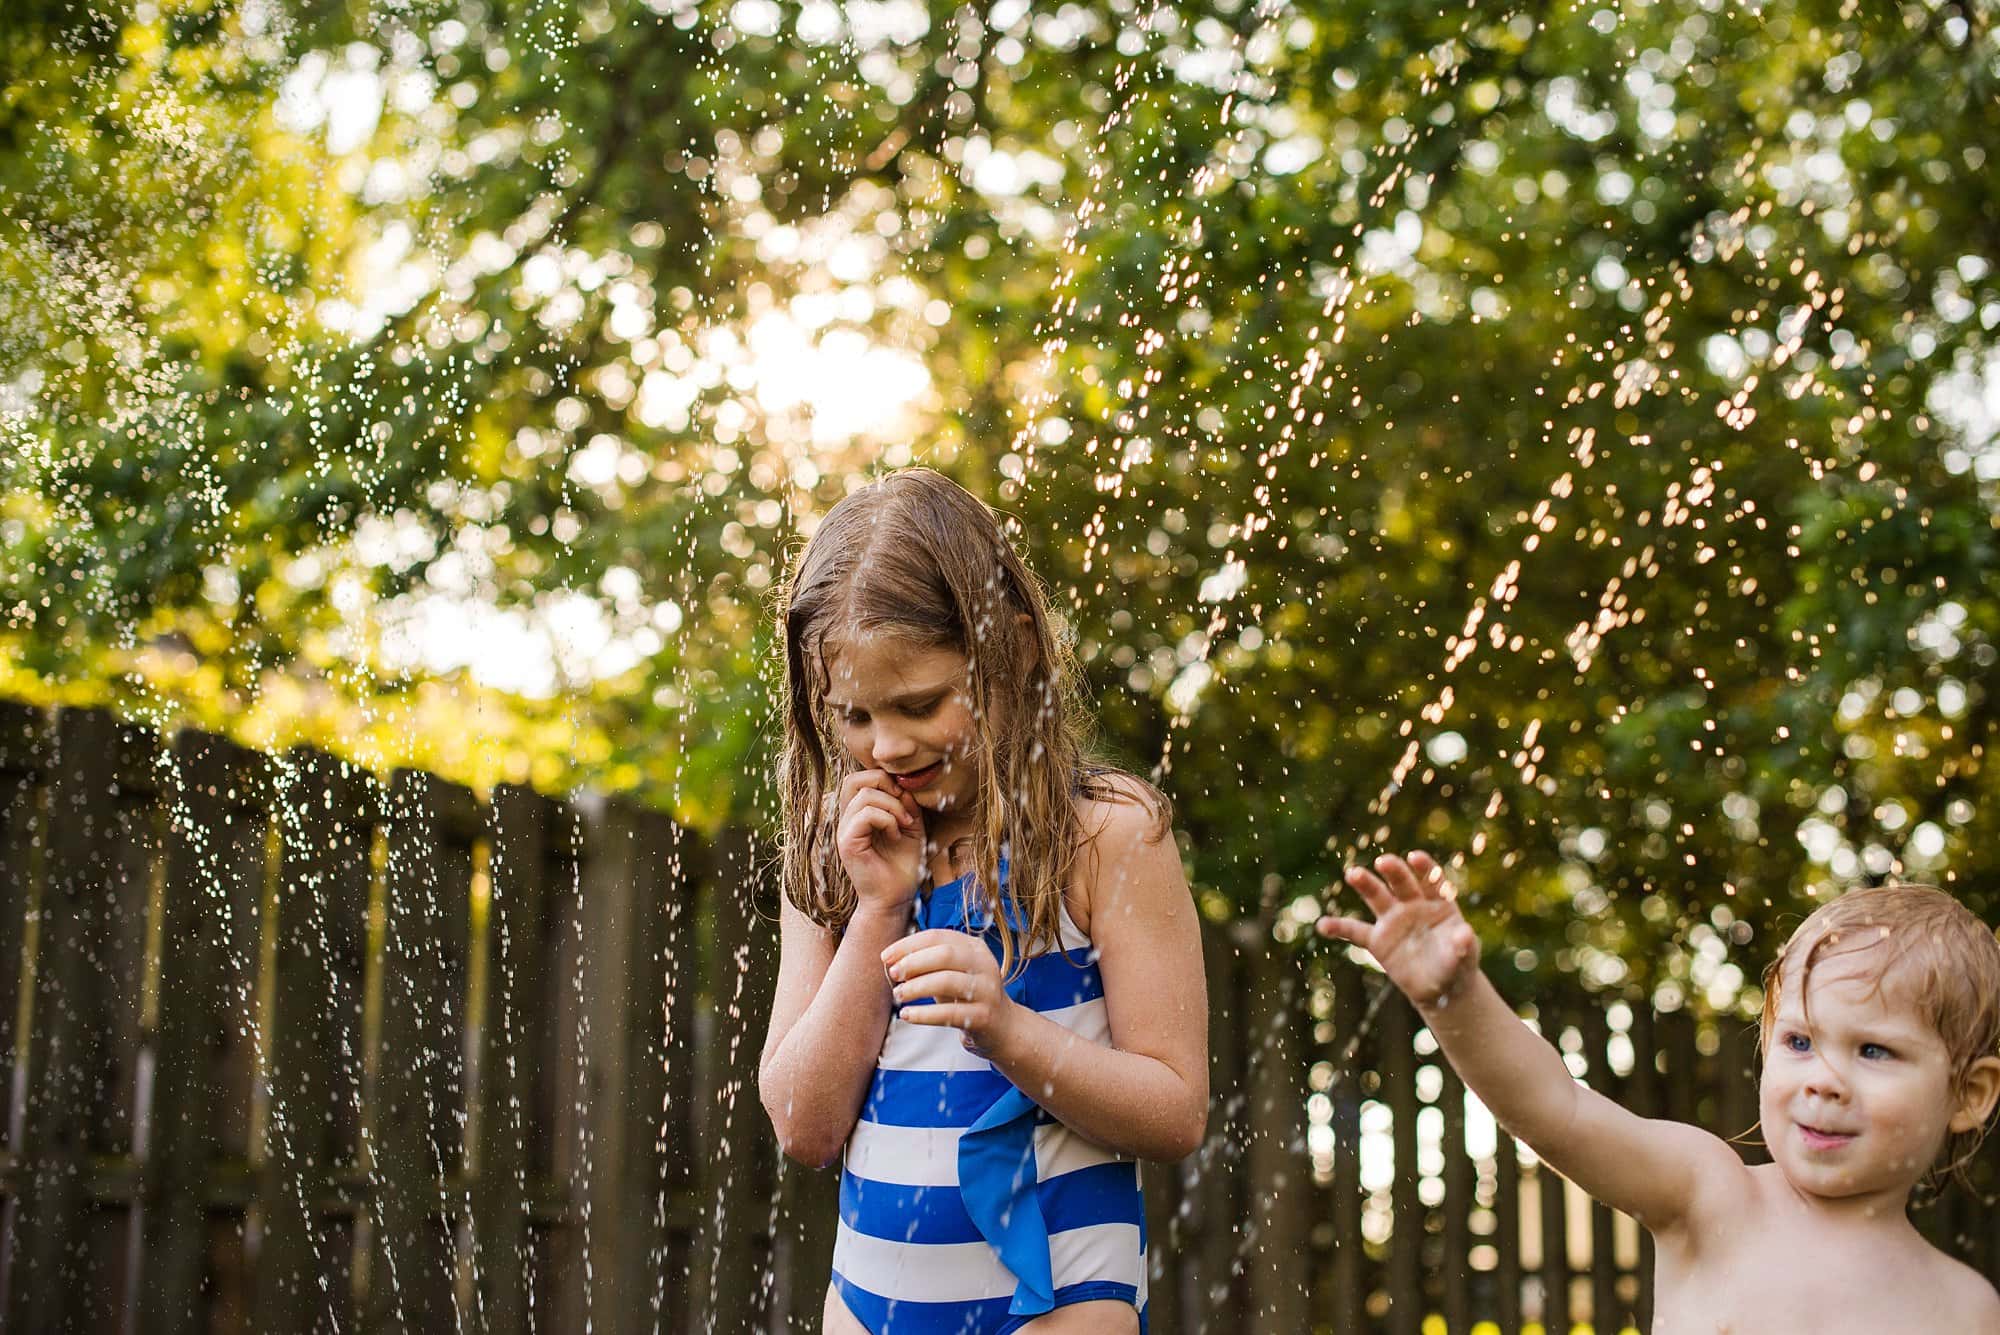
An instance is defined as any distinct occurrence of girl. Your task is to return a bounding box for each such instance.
[759,469,1208,1335]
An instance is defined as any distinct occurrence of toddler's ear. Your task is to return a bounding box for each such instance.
[1949,1055,2000,1133]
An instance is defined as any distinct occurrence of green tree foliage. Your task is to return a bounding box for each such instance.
[4,0,1997,999]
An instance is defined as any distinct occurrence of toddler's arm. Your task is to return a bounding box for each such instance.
[1317,852,1740,1233]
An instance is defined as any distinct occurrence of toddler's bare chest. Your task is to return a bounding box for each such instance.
[1652,1229,1956,1333]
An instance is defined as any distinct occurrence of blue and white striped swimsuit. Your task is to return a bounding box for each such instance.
[831,868,1148,1334]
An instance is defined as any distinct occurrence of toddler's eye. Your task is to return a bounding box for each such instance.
[1783,1032,1811,1054]
[1859,1042,1892,1060]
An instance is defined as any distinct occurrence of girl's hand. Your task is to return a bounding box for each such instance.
[837,771,924,918]
[880,929,1022,1055]
[1315,850,1480,1008]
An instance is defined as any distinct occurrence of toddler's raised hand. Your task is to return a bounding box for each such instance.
[836,770,925,919]
[1315,851,1479,1008]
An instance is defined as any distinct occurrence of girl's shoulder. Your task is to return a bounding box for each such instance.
[1075,767,1173,848]
[1065,769,1176,937]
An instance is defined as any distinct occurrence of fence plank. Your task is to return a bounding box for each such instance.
[1536,1017,1572,1335]
[1627,1003,1660,1334]
[631,810,684,1333]
[559,792,649,1335]
[1494,1124,1521,1335]
[1325,963,1367,1334]
[1581,1007,1619,1333]
[772,1155,838,1335]
[1441,1063,1472,1334]
[1244,936,1310,1332]
[256,748,377,1335]
[1383,993,1421,1335]
[0,702,50,1172]
[659,822,704,1334]
[1182,920,1241,1331]
[693,825,780,1335]
[542,801,590,1335]
[141,729,271,1335]
[5,708,159,1332]
[1987,1174,2000,1279]
[1662,1010,1697,1127]
[362,770,476,1334]
[471,784,555,1335]
[569,796,678,1335]
[1138,1157,1179,1335]
[1720,1018,1762,1162]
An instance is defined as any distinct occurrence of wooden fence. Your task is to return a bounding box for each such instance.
[0,701,1993,1333]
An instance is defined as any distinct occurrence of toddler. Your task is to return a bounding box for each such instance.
[1318,853,2000,1332]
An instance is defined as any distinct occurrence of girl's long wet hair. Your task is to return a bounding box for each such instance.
[777,468,1167,978]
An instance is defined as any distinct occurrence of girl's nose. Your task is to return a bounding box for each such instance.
[872,725,916,765]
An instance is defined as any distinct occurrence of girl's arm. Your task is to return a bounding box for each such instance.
[759,897,907,1168]
[883,792,1209,1162]
[1319,853,1743,1233]
[760,770,928,1168]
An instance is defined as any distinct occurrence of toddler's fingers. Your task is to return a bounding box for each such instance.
[1374,854,1423,901]
[1344,865,1396,916]
[1408,850,1450,898]
[1315,915,1371,947]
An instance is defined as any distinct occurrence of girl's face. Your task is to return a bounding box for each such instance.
[823,634,984,843]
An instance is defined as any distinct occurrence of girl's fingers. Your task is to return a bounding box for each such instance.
[842,796,918,847]
[839,769,904,809]
[1343,865,1396,916]
[1315,916,1372,946]
[897,1003,977,1029]
[892,969,978,1005]
[844,790,908,825]
[884,942,984,985]
[880,928,967,972]
[838,770,881,805]
[840,804,901,845]
[844,784,910,818]
[846,786,917,829]
[887,944,958,981]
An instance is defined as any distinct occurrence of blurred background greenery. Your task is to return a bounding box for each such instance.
[4,0,1997,1008]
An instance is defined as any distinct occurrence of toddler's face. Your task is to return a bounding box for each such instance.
[1759,948,1960,1204]
[823,635,982,841]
